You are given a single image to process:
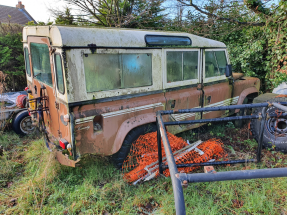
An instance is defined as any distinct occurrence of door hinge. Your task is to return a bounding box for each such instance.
[197,83,203,90]
[55,101,59,109]
[58,130,62,138]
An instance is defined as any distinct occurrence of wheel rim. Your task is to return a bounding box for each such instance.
[20,116,35,134]
[266,111,287,137]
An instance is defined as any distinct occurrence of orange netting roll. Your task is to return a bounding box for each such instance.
[123,132,225,183]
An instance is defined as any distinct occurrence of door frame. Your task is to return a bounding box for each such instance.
[162,48,201,89]
[203,48,229,83]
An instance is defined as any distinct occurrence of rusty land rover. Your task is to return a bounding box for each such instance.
[22,26,260,167]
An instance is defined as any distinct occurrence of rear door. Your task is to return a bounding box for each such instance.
[28,37,60,138]
[53,52,70,142]
[163,48,203,133]
[202,49,233,119]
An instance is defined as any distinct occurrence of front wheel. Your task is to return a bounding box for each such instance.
[12,110,35,135]
[250,98,287,152]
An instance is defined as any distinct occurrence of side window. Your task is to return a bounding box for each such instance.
[24,48,31,77]
[54,54,65,94]
[122,54,152,88]
[166,51,198,83]
[205,51,227,78]
[84,53,152,93]
[215,51,227,75]
[30,43,52,86]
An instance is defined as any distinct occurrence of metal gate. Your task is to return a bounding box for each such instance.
[156,102,287,215]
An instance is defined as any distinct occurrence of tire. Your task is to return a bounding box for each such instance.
[234,97,250,128]
[12,110,35,135]
[112,123,157,169]
[250,98,287,152]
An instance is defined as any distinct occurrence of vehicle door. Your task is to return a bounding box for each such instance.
[52,52,70,142]
[202,49,233,120]
[163,48,203,133]
[27,37,61,139]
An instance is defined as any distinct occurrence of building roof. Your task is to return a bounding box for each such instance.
[23,26,226,48]
[0,4,36,25]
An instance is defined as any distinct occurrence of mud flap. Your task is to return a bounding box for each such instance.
[56,151,80,167]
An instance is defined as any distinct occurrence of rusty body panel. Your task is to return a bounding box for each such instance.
[165,86,202,134]
[73,93,166,155]
[233,72,244,80]
[56,151,80,167]
[203,80,232,119]
[26,36,70,142]
[22,26,260,166]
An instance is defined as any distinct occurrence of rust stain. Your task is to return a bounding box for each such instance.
[56,151,80,167]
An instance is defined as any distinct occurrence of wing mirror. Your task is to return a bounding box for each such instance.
[225,64,232,77]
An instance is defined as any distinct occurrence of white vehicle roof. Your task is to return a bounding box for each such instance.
[23,26,226,48]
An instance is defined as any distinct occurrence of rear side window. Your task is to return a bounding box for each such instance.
[166,51,198,83]
[24,48,31,77]
[84,53,152,93]
[205,51,227,78]
[54,54,65,94]
[30,43,52,86]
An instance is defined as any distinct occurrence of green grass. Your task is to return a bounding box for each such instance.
[1,129,287,214]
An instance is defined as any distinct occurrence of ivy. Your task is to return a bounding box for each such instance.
[0,23,26,92]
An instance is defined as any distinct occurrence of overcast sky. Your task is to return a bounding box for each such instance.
[0,0,66,22]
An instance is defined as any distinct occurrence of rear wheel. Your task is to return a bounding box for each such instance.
[112,123,157,169]
[12,110,35,135]
[250,98,287,152]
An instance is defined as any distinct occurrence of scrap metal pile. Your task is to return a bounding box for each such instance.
[123,132,226,184]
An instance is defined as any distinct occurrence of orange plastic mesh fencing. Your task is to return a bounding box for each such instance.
[275,94,287,98]
[123,132,226,183]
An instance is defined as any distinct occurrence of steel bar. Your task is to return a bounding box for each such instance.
[257,107,267,162]
[146,141,203,177]
[165,114,259,126]
[176,168,287,183]
[70,113,77,161]
[156,118,163,175]
[162,159,256,169]
[160,102,287,115]
[156,112,186,215]
[164,113,287,126]
[272,102,287,112]
[146,140,202,171]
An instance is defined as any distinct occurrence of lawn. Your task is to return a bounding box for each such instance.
[0,123,287,214]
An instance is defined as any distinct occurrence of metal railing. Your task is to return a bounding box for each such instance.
[156,102,287,215]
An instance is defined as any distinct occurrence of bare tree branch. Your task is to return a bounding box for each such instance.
[177,0,265,26]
